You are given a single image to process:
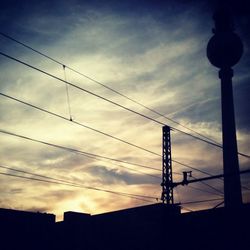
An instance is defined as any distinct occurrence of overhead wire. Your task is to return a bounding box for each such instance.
[1,37,250,213]
[0,92,239,194]
[191,176,224,195]
[0,170,158,202]
[0,36,249,205]
[0,51,238,152]
[1,35,249,172]
[81,152,162,179]
[0,31,222,145]
[185,185,223,197]
[213,200,224,209]
[1,51,250,161]
[2,32,250,160]
[0,92,211,177]
[0,164,160,196]
[0,127,216,197]
[0,165,228,206]
[0,92,162,158]
[0,129,161,173]
[181,197,223,205]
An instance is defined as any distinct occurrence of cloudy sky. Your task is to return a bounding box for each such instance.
[0,0,249,221]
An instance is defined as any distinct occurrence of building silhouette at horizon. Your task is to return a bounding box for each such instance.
[1,202,249,250]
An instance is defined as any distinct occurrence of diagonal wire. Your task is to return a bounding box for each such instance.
[0,170,158,202]
[191,176,223,195]
[0,129,162,172]
[0,51,232,150]
[0,92,161,157]
[0,31,222,145]
[0,92,214,177]
[1,50,250,159]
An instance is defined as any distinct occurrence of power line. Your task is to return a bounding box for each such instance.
[0,95,238,196]
[181,197,223,205]
[185,185,223,197]
[0,164,160,196]
[1,38,248,208]
[0,58,248,194]
[172,159,218,177]
[0,171,158,202]
[0,92,210,177]
[213,200,224,209]
[0,127,218,199]
[191,176,224,195]
[85,154,162,179]
[0,164,85,187]
[0,44,249,179]
[0,129,162,173]
[0,31,222,145]
[1,51,249,160]
[0,165,226,207]
[0,51,235,151]
[2,32,249,159]
[0,92,161,157]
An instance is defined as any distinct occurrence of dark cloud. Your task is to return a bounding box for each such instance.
[10,188,23,194]
[86,165,159,185]
[172,97,221,124]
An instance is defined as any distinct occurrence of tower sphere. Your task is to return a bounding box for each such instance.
[207,32,243,68]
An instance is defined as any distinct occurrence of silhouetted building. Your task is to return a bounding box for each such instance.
[0,208,55,250]
[0,203,250,250]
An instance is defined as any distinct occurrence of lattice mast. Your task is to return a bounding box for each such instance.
[161,125,174,204]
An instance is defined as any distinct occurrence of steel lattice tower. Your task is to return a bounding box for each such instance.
[161,125,174,204]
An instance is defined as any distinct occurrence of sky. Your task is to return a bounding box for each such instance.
[0,0,249,221]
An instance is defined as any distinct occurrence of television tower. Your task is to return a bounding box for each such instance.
[207,8,243,208]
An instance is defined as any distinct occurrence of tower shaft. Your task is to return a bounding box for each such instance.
[220,68,242,207]
[206,8,243,208]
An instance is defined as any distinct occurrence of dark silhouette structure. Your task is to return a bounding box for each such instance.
[207,8,243,207]
[1,204,250,250]
[161,125,174,204]
[0,208,55,250]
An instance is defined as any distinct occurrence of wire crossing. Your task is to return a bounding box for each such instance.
[0,172,156,203]
[0,129,162,173]
[0,126,236,192]
[0,126,202,179]
[0,92,220,178]
[0,164,159,200]
[0,92,162,158]
[0,31,223,145]
[0,51,228,149]
[1,51,249,160]
[0,91,246,195]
